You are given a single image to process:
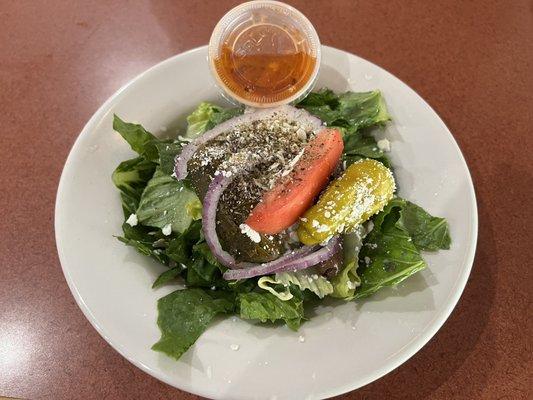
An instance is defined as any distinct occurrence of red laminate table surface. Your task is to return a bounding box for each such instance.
[1,1,532,399]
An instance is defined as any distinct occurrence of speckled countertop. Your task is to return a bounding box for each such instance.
[0,1,531,399]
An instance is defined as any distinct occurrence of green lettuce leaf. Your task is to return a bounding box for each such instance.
[112,157,157,217]
[163,220,202,265]
[297,88,339,107]
[147,221,222,289]
[237,292,304,331]
[338,91,390,129]
[185,258,220,287]
[330,228,364,299]
[152,288,235,359]
[258,271,333,300]
[185,102,243,138]
[396,200,451,250]
[297,89,390,131]
[331,261,361,299]
[343,135,391,167]
[152,267,182,288]
[372,198,451,251]
[155,141,183,175]
[205,107,243,131]
[355,203,426,299]
[117,222,170,265]
[136,168,201,234]
[113,115,160,161]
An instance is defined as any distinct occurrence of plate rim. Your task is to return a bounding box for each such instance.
[55,44,478,399]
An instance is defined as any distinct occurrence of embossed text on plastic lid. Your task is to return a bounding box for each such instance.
[208,1,321,108]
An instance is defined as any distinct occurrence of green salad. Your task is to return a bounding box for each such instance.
[112,89,450,360]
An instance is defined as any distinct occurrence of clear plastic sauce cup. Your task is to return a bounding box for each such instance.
[208,1,321,108]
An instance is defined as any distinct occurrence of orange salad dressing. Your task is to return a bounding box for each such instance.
[213,23,316,105]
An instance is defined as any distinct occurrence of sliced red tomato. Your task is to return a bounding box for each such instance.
[245,128,344,234]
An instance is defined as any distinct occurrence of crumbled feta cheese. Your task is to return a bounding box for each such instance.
[324,211,331,218]
[296,127,307,141]
[230,344,240,351]
[298,335,305,343]
[377,138,391,152]
[364,256,371,265]
[162,224,172,236]
[281,148,305,177]
[312,219,320,228]
[239,223,261,243]
[126,213,138,227]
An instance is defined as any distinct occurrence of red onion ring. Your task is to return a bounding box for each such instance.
[202,173,239,268]
[223,236,342,280]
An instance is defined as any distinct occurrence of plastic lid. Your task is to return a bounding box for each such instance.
[208,1,321,108]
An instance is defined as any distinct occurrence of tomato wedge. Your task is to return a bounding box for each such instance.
[245,128,344,234]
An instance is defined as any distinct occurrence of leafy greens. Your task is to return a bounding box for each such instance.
[152,288,235,359]
[111,92,451,362]
[355,198,450,298]
[238,292,305,331]
[136,168,201,234]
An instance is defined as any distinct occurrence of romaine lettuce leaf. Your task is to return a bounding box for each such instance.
[372,198,451,251]
[330,228,365,299]
[186,242,225,285]
[185,102,243,138]
[258,271,333,300]
[343,135,392,169]
[161,220,201,265]
[297,89,390,131]
[186,102,217,138]
[117,222,170,265]
[396,200,451,250]
[155,141,183,175]
[152,288,235,359]
[204,106,243,131]
[152,267,182,288]
[338,91,390,129]
[113,115,160,161]
[112,157,156,217]
[331,261,360,299]
[355,203,426,298]
[237,292,304,331]
[149,221,227,289]
[297,88,339,107]
[136,168,201,234]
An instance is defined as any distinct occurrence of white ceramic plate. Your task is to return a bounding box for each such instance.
[55,46,477,400]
